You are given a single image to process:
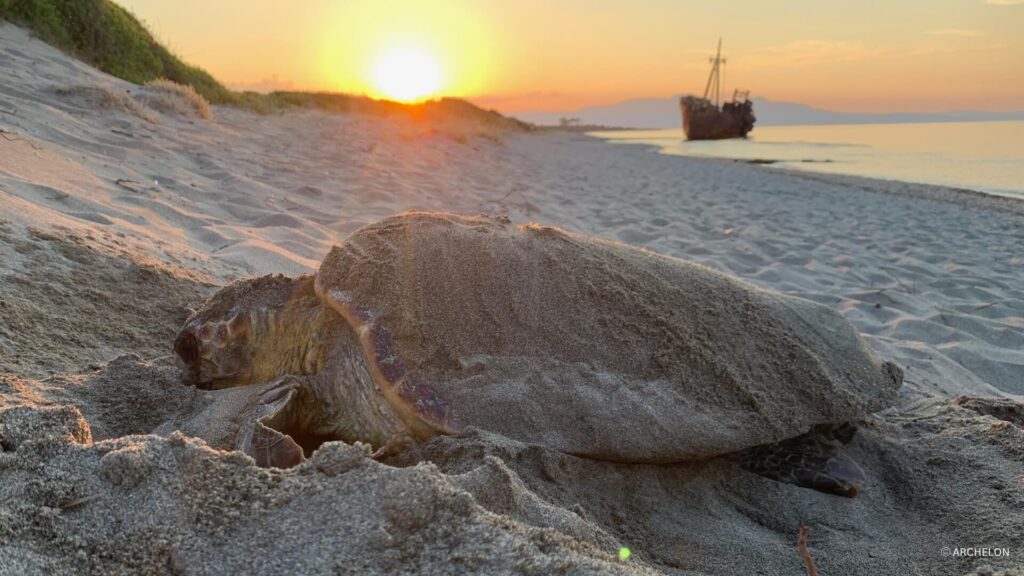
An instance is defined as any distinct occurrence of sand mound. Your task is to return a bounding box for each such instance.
[0,223,211,378]
[0,401,647,576]
[395,398,1024,575]
[3,362,1020,574]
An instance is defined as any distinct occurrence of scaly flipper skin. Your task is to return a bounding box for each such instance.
[314,285,462,438]
[738,423,865,498]
[235,376,308,468]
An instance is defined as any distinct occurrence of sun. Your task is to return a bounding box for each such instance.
[371,48,443,102]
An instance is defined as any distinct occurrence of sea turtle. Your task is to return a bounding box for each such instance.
[174,211,902,497]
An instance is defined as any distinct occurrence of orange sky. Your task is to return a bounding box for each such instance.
[119,0,1024,113]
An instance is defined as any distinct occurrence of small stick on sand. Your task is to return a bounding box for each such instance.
[872,289,898,304]
[797,526,819,576]
[115,178,144,191]
[61,494,100,511]
[972,300,1000,312]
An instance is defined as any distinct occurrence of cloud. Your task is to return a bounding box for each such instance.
[926,29,985,37]
[906,41,1012,57]
[985,0,1024,4]
[741,40,884,68]
[740,36,1010,69]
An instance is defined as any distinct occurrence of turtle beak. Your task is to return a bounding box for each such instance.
[173,324,249,389]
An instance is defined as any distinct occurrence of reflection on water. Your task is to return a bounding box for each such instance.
[591,121,1024,199]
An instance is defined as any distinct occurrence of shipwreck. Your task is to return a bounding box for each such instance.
[679,39,756,140]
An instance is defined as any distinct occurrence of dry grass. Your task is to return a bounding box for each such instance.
[139,79,212,120]
[54,84,154,122]
[797,526,819,576]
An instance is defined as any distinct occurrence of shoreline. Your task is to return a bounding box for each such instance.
[585,127,1024,206]
[768,164,1024,215]
[656,148,1024,216]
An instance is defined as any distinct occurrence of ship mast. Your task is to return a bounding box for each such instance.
[702,37,726,108]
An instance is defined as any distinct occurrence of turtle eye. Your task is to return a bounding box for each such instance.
[174,331,200,365]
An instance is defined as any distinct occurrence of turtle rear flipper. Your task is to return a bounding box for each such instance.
[235,376,313,468]
[738,423,865,498]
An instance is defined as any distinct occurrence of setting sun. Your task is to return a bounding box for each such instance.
[372,48,442,102]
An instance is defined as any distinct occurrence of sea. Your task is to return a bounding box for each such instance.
[590,120,1024,200]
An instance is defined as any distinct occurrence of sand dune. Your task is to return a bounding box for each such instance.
[1,22,1023,575]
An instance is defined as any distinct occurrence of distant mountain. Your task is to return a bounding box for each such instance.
[508,96,1024,128]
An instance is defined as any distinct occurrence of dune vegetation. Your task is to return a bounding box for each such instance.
[0,0,231,102]
[0,0,527,130]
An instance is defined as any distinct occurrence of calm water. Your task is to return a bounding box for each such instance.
[591,121,1024,199]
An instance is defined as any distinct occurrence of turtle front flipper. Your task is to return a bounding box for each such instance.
[235,376,317,468]
[314,285,462,438]
[738,423,865,498]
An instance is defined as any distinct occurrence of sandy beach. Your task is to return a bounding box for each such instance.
[2,22,1023,575]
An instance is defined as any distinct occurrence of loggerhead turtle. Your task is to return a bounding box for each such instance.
[174,211,902,497]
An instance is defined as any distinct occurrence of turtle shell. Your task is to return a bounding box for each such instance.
[314,211,901,462]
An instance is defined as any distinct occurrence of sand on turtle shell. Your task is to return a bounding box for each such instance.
[315,211,900,462]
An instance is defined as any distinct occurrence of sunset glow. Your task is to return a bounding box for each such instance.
[371,48,443,102]
[314,0,492,103]
[118,0,1024,114]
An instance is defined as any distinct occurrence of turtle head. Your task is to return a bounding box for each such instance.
[175,274,329,389]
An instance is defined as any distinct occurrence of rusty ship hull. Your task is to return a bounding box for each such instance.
[680,96,755,140]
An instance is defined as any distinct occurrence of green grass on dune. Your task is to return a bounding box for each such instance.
[242,91,528,129]
[0,0,527,130]
[0,0,233,103]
